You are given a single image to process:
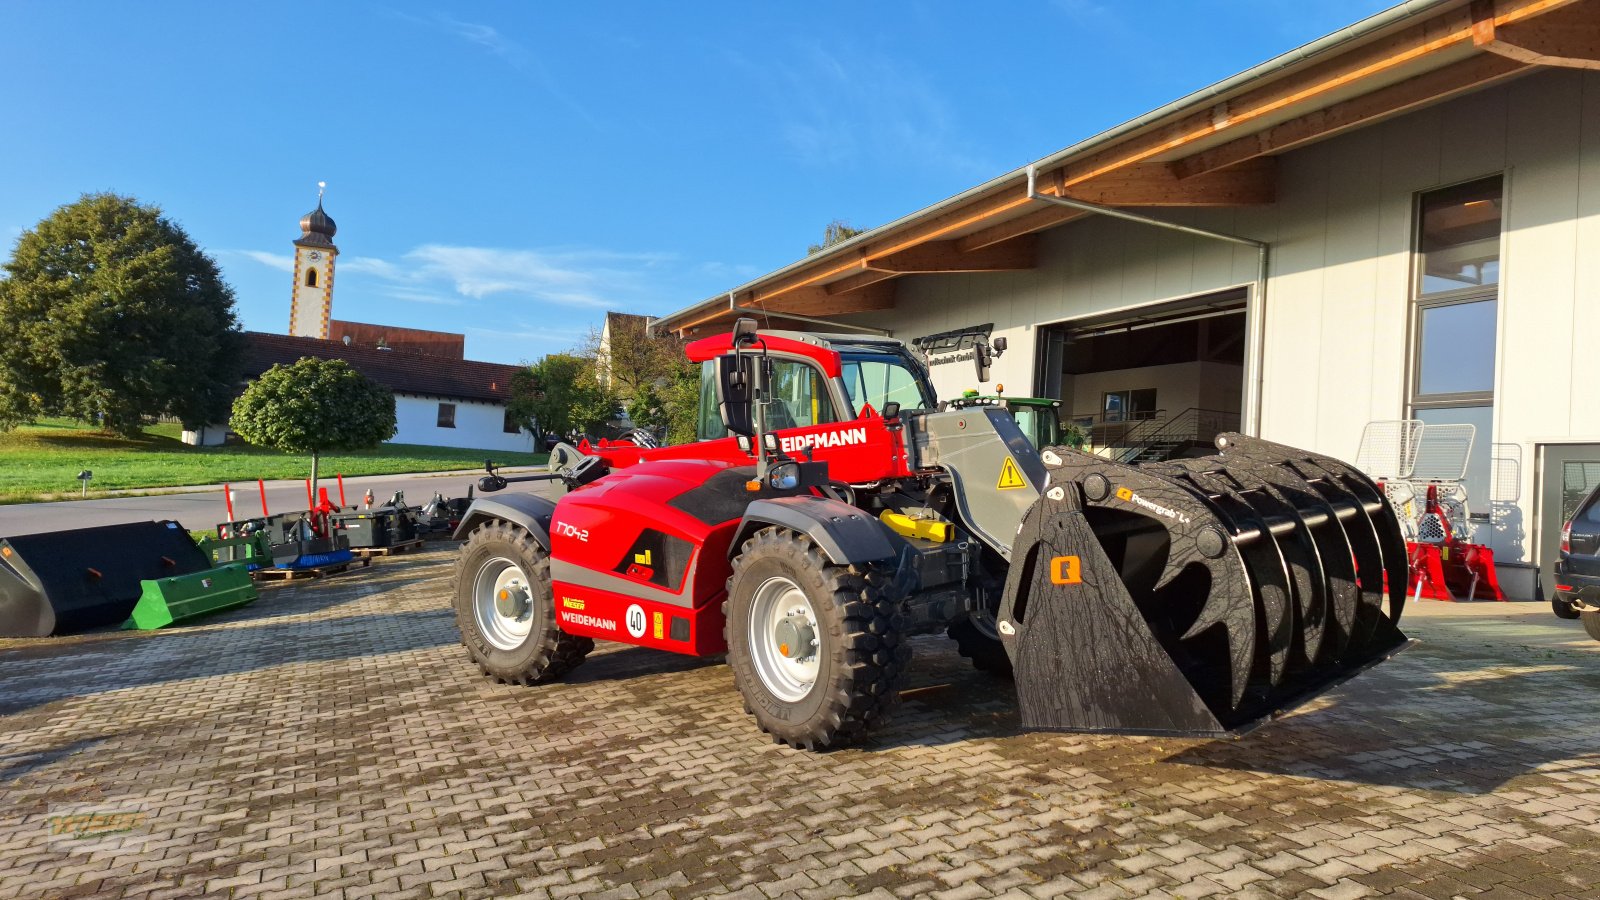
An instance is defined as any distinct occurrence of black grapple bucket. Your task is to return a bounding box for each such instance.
[995,433,1411,737]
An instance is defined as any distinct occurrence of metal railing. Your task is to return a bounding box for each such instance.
[1108,407,1241,464]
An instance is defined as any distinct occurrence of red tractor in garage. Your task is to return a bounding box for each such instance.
[452,319,1410,749]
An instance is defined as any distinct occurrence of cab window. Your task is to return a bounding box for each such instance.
[840,354,930,415]
[765,359,835,430]
[695,360,726,441]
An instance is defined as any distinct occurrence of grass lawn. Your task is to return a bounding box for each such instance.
[0,419,546,503]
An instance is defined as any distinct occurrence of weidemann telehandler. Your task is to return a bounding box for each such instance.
[451,319,1409,749]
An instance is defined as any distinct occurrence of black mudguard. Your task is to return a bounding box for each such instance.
[731,496,898,566]
[453,494,558,548]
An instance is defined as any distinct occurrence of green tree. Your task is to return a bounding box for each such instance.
[807,219,865,255]
[229,358,396,504]
[508,353,616,441]
[0,193,243,436]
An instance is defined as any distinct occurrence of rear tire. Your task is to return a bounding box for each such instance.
[1583,611,1600,642]
[724,528,909,750]
[1553,597,1580,620]
[454,520,592,684]
[948,615,1013,677]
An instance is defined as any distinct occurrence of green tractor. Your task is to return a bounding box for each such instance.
[951,389,1084,451]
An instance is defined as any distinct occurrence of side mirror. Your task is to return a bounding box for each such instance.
[478,475,508,493]
[732,316,759,347]
[974,342,993,383]
[716,353,755,436]
[882,401,901,420]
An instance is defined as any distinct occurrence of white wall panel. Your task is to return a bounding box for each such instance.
[841,69,1597,571]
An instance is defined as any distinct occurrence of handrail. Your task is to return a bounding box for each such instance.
[1113,407,1241,463]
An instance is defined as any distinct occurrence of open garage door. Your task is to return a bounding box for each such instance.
[1036,289,1247,462]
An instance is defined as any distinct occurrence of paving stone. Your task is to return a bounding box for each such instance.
[0,549,1594,899]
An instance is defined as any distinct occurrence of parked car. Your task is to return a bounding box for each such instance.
[1552,482,1600,641]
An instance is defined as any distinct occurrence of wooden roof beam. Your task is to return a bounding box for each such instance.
[1170,52,1527,179]
[1056,0,1578,190]
[956,206,1089,252]
[865,235,1036,273]
[754,280,896,317]
[1474,0,1600,69]
[1061,157,1277,205]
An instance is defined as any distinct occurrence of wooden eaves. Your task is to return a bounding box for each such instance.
[664,0,1596,338]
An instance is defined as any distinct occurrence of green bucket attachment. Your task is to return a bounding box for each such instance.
[122,563,258,631]
[197,533,274,570]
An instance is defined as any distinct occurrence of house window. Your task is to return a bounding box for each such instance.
[1410,175,1503,516]
[1101,389,1157,423]
[305,268,318,288]
[437,403,456,428]
[503,409,520,434]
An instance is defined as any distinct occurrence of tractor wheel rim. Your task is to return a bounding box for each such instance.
[749,575,820,703]
[968,610,1001,641]
[474,557,534,651]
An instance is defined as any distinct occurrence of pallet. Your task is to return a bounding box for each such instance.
[253,557,372,581]
[351,538,425,559]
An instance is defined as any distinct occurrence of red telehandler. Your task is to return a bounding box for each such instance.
[451,320,1410,749]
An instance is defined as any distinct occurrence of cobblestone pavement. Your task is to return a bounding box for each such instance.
[2,545,1598,900]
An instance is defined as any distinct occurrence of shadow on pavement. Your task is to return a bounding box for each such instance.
[0,607,456,716]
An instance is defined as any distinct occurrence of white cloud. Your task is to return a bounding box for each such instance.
[228,250,295,272]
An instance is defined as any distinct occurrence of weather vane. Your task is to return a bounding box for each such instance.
[317,180,327,202]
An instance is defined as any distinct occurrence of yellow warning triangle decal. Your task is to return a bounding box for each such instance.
[997,457,1027,490]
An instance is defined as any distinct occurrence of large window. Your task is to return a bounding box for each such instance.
[839,353,930,415]
[765,359,835,430]
[1410,176,1502,520]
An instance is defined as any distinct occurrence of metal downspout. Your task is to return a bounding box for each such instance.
[1025,165,1271,436]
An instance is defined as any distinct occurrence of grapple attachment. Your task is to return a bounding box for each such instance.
[996,433,1410,737]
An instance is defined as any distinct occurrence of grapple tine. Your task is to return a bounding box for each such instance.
[1041,452,1256,709]
[1218,435,1404,654]
[1004,440,1412,737]
[1146,460,1294,692]
[1205,441,1361,662]
[1205,466,1328,668]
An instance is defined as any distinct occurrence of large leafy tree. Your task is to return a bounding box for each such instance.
[584,316,696,443]
[0,193,243,436]
[507,353,616,442]
[230,358,396,503]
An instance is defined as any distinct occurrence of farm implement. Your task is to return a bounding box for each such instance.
[450,320,1410,748]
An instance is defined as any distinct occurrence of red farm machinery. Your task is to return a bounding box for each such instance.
[449,320,1411,749]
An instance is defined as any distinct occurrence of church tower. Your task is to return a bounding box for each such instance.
[289,183,338,339]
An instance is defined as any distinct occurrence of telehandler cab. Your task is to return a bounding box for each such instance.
[452,318,1409,749]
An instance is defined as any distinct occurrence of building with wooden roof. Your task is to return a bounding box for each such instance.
[653,0,1600,600]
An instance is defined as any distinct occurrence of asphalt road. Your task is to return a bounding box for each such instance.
[0,468,556,537]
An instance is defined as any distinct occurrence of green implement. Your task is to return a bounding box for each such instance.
[122,563,257,631]
[198,532,274,570]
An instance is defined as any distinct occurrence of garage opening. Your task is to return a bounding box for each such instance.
[1035,288,1247,462]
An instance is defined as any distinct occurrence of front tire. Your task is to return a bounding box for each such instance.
[1552,597,1580,620]
[724,528,909,750]
[454,520,592,684]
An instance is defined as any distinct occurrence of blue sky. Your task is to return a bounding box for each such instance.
[0,1,1392,365]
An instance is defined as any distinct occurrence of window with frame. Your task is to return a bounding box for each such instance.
[305,268,318,287]
[437,402,456,429]
[1410,175,1503,517]
[764,358,836,431]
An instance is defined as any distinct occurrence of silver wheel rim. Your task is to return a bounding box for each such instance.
[474,557,535,651]
[748,575,821,703]
[968,609,1001,640]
